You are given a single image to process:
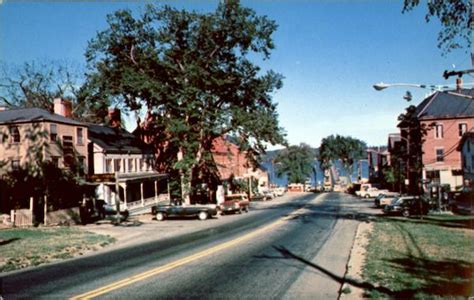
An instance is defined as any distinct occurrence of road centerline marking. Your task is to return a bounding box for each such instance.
[70,206,309,300]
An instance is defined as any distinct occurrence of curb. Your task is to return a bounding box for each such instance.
[339,221,373,299]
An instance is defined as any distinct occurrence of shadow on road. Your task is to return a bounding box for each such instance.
[267,245,394,295]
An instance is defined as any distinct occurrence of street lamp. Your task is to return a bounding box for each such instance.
[372,82,447,91]
[373,82,474,99]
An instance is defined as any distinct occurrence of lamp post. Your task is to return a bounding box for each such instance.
[373,82,474,99]
[373,82,446,91]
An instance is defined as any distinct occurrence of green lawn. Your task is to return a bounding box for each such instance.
[363,215,474,299]
[0,227,115,272]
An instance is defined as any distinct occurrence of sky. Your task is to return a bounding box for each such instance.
[0,0,472,149]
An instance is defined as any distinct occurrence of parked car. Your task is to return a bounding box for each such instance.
[374,193,399,208]
[449,190,474,214]
[383,196,430,217]
[151,202,218,221]
[357,187,390,198]
[262,190,274,201]
[275,187,286,197]
[220,193,250,214]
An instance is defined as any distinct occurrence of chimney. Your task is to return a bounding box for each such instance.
[53,98,72,118]
[108,108,121,128]
[456,77,463,92]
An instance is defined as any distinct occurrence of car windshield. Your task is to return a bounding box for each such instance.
[225,196,242,201]
[393,198,404,205]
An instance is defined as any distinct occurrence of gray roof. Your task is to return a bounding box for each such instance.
[416,89,474,120]
[0,107,85,126]
[88,124,153,155]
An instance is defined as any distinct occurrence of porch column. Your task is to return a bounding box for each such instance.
[44,196,48,226]
[154,180,158,203]
[141,182,144,207]
[123,183,128,209]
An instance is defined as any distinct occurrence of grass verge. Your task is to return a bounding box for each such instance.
[0,227,115,273]
[363,215,474,299]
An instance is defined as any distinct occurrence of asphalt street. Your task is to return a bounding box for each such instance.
[0,192,373,299]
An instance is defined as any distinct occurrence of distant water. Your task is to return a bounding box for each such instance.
[261,159,369,187]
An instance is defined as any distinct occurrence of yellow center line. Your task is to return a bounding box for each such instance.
[70,210,303,300]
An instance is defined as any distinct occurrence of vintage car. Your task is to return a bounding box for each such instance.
[220,193,250,214]
[151,202,218,221]
[374,192,400,208]
[383,196,430,217]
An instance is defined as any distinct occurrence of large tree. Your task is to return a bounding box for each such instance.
[318,135,367,178]
[274,143,315,185]
[402,0,472,55]
[84,1,286,201]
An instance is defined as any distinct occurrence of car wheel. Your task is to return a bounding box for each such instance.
[198,211,208,221]
[402,210,410,217]
[156,212,166,221]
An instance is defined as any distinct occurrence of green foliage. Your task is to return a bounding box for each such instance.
[274,143,315,184]
[1,161,88,211]
[0,125,89,212]
[402,0,471,54]
[84,1,286,197]
[397,105,430,195]
[318,135,367,173]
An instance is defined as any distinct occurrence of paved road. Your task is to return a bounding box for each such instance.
[1,192,373,299]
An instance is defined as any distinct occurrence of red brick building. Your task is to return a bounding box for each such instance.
[413,89,474,190]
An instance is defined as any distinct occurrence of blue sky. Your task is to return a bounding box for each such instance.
[1,1,472,148]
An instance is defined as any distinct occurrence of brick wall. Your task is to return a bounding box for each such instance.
[422,117,474,170]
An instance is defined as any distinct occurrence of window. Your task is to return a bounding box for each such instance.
[11,160,20,170]
[435,124,444,139]
[436,148,444,162]
[50,124,57,142]
[114,159,122,172]
[76,128,84,145]
[63,136,74,167]
[9,126,20,143]
[105,159,113,173]
[459,123,467,137]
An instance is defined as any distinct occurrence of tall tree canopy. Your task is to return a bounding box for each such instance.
[84,1,286,198]
[318,135,367,174]
[402,0,472,54]
[274,143,315,184]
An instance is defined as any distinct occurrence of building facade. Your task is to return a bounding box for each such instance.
[414,90,474,190]
[0,101,88,174]
[87,110,168,212]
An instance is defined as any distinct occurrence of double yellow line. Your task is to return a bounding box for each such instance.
[71,214,297,299]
